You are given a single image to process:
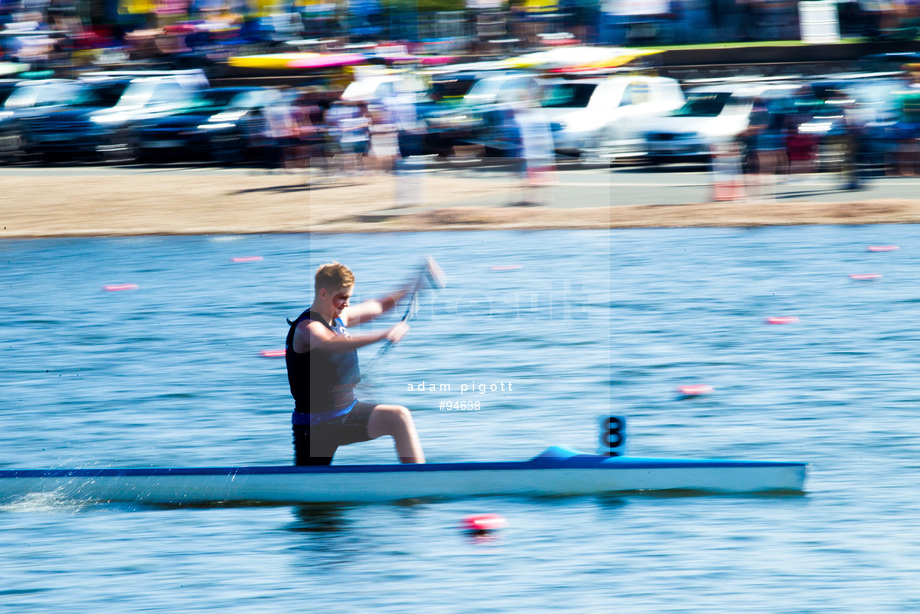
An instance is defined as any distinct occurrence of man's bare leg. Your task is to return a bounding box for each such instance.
[365,403,425,463]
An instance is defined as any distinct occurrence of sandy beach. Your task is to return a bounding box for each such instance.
[2,169,920,238]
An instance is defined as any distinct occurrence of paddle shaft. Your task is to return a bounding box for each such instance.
[362,263,430,372]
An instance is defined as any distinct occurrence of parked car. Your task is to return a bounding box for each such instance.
[19,70,207,163]
[424,72,544,157]
[416,71,483,157]
[131,86,282,163]
[643,82,817,165]
[541,75,685,159]
[0,79,81,163]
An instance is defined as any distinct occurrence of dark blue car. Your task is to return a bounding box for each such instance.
[0,79,81,163]
[131,86,282,163]
[19,73,205,163]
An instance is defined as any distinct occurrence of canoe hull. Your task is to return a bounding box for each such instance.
[0,454,807,505]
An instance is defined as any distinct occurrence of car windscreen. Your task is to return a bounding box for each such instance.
[429,77,476,100]
[202,89,246,106]
[69,82,131,108]
[178,89,247,113]
[4,82,80,109]
[464,78,503,104]
[850,80,903,116]
[672,92,733,117]
[116,80,186,107]
[812,83,848,103]
[5,84,48,109]
[0,85,17,107]
[224,90,265,110]
[541,83,597,108]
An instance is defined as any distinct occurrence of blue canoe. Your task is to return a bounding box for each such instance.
[0,447,806,506]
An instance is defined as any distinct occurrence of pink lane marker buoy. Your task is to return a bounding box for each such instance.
[765,316,800,325]
[849,274,882,281]
[490,265,522,271]
[677,384,714,396]
[104,284,138,292]
[867,245,899,252]
[462,514,507,534]
[232,256,264,263]
[260,349,286,358]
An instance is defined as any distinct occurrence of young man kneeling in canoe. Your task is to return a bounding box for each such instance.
[286,262,425,465]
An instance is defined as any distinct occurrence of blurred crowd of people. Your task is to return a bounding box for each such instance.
[2,0,920,77]
[256,86,422,179]
[739,64,920,195]
[4,0,920,200]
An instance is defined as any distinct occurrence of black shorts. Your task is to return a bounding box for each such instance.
[293,404,374,466]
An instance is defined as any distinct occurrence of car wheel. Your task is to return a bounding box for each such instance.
[99,128,139,165]
[210,132,244,165]
[0,127,24,164]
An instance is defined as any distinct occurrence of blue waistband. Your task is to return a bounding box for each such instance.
[293,399,358,427]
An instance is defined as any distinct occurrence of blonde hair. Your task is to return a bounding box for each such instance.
[314,262,355,293]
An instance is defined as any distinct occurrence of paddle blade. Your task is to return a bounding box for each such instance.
[425,255,447,289]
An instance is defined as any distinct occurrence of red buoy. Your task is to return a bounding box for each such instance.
[104,284,138,292]
[765,316,799,325]
[461,514,507,533]
[677,384,714,396]
[259,349,286,358]
[867,245,899,252]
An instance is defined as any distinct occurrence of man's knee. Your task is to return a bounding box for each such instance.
[384,405,412,426]
[370,405,414,436]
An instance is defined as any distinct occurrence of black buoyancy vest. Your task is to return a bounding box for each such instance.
[285,309,361,413]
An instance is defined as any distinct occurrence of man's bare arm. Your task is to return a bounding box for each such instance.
[342,286,412,327]
[293,319,408,354]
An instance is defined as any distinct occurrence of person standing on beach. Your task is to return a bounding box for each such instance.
[263,88,298,172]
[286,262,426,465]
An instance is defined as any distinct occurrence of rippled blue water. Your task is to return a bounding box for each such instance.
[2,227,919,612]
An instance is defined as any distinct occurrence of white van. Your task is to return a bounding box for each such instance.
[540,75,685,159]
